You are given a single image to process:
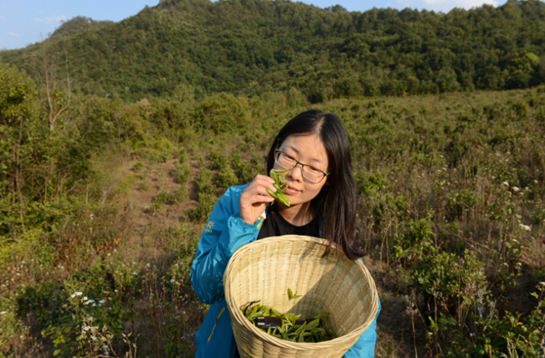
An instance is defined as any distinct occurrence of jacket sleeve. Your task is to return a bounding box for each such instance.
[190,187,261,304]
[343,296,381,358]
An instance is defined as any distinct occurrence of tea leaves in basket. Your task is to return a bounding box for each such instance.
[240,300,337,343]
[287,287,302,301]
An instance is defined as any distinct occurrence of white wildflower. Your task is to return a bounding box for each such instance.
[501,181,509,187]
[99,299,105,305]
[519,224,531,231]
[512,186,520,192]
[0,311,6,315]
[170,279,175,283]
[132,272,138,276]
[83,296,88,301]
[540,282,545,286]
[71,292,83,299]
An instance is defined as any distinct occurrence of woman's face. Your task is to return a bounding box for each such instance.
[273,133,329,207]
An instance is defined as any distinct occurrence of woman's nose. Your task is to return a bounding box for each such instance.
[288,163,304,181]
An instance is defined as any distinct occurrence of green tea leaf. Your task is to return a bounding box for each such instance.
[294,322,306,335]
[268,169,290,207]
[249,311,261,320]
[306,319,320,330]
[277,193,291,207]
[266,188,277,199]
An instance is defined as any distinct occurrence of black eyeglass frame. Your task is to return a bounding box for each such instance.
[274,148,330,183]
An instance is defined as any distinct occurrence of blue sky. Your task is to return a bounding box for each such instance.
[1,0,506,51]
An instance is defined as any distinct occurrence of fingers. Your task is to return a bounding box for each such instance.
[252,194,274,203]
[250,175,276,193]
[240,175,278,224]
[241,175,277,208]
[241,186,274,205]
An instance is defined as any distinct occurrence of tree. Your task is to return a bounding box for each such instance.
[38,39,72,131]
[0,64,37,237]
[504,51,540,89]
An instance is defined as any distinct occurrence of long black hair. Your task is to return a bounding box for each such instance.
[266,110,363,261]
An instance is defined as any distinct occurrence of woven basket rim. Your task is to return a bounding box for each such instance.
[224,235,379,350]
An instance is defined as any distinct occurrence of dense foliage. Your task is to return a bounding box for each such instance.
[1,58,545,356]
[50,17,114,40]
[2,0,545,102]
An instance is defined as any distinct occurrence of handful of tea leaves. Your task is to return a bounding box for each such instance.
[266,169,290,207]
[241,300,336,343]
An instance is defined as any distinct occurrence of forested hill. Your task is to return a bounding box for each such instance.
[2,0,545,101]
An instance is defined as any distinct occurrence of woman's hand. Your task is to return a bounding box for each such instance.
[239,175,277,225]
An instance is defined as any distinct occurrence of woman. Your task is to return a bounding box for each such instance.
[190,110,381,357]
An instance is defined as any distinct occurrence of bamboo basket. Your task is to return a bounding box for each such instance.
[224,235,379,358]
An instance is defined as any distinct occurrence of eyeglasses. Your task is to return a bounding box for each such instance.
[275,149,330,183]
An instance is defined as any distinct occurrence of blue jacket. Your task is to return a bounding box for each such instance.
[190,184,381,357]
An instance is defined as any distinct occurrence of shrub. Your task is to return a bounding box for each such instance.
[195,168,215,196]
[217,167,239,188]
[173,186,188,203]
[152,190,174,212]
[175,162,191,184]
[178,147,188,164]
[412,249,486,311]
[446,189,478,219]
[189,193,218,222]
[231,149,253,183]
[208,148,229,171]
[394,215,434,265]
